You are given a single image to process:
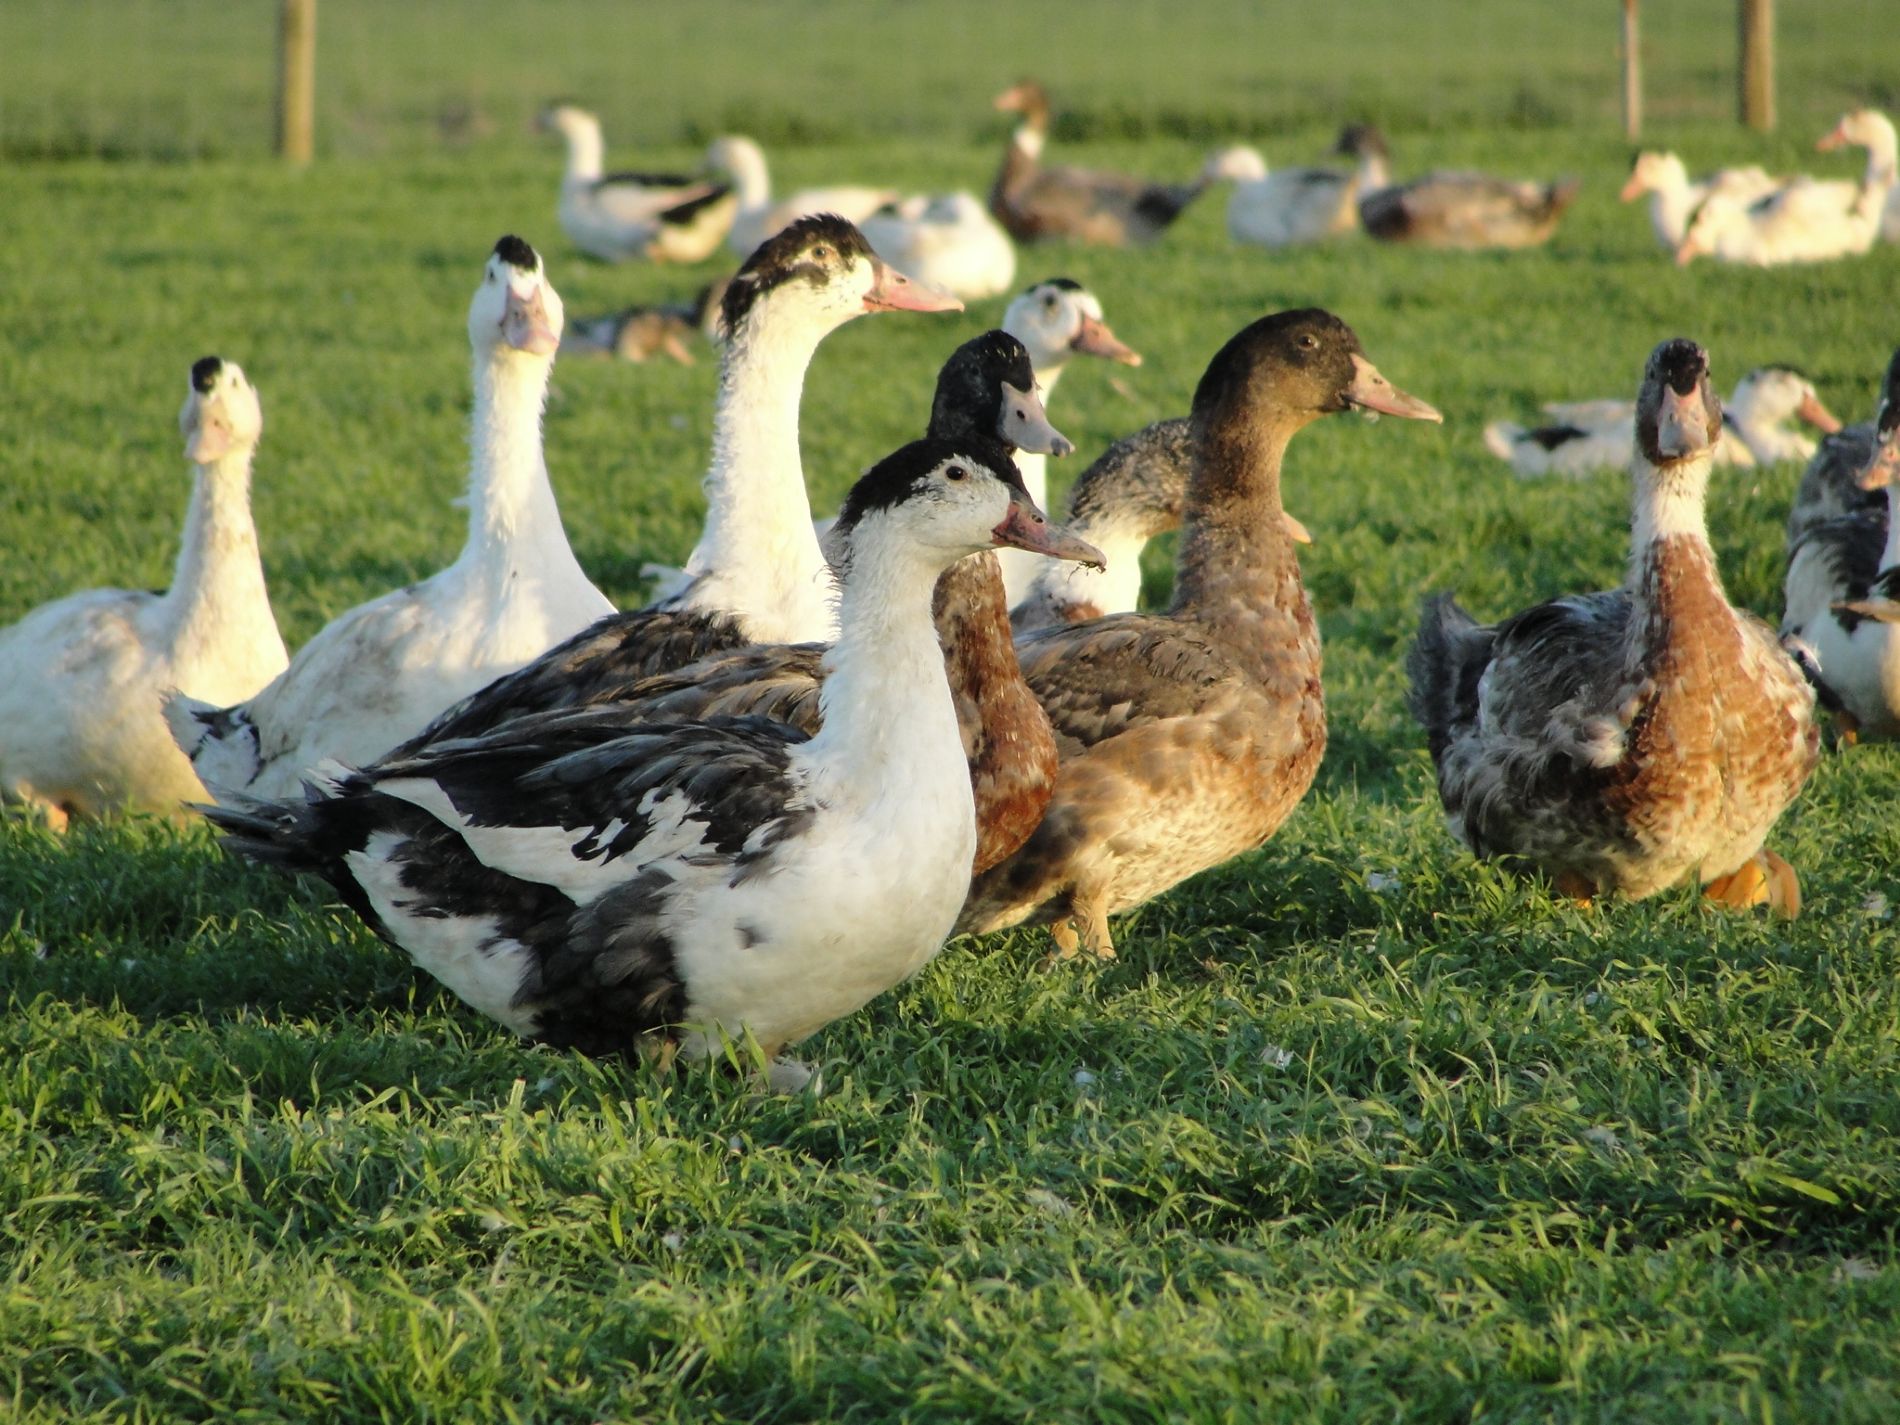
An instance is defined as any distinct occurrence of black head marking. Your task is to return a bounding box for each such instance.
[721,213,875,332]
[929,331,1036,446]
[1336,123,1388,158]
[1649,338,1707,397]
[1192,308,1365,426]
[190,356,224,393]
[833,436,1026,538]
[1023,276,1084,298]
[493,234,539,271]
[1636,338,1721,463]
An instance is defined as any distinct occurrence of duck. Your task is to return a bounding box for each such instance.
[1675,109,1896,266]
[203,438,1085,1072]
[539,104,735,264]
[1359,169,1580,249]
[0,357,287,829]
[988,81,1213,246]
[860,191,1017,301]
[994,278,1143,605]
[399,216,962,752]
[1207,124,1392,248]
[1409,338,1819,916]
[705,135,901,259]
[165,238,613,803]
[561,278,728,365]
[959,310,1442,957]
[1619,150,1779,250]
[1781,348,1900,740]
[1484,365,1842,478]
[550,329,1102,879]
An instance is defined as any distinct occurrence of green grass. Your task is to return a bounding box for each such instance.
[6,4,1900,1419]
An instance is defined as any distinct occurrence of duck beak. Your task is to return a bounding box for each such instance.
[183,406,235,463]
[863,259,963,314]
[1282,511,1314,545]
[992,500,1106,569]
[1673,233,1703,267]
[504,283,560,355]
[993,85,1028,113]
[1656,381,1716,458]
[1817,121,1850,152]
[1858,428,1900,491]
[1344,353,1442,423]
[998,380,1073,457]
[1072,315,1142,366]
[1797,389,1843,434]
[1617,171,1647,202]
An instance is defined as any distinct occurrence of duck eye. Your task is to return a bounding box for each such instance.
[812,244,831,260]
[1043,296,1057,310]
[945,465,968,482]
[1298,333,1319,351]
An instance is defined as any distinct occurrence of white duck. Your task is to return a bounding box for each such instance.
[539,104,735,264]
[166,237,612,803]
[1208,125,1392,248]
[994,278,1143,605]
[860,191,1017,301]
[0,358,287,828]
[205,439,1084,1072]
[1619,149,1779,249]
[706,134,900,258]
[1484,366,1841,478]
[1782,349,1900,740]
[1676,109,1896,266]
[401,216,962,751]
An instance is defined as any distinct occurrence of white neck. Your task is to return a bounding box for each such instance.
[1648,174,1698,245]
[1860,119,1899,189]
[1013,126,1045,162]
[808,524,964,803]
[457,347,571,586]
[1356,149,1389,190]
[720,140,772,215]
[161,444,281,664]
[1629,452,1714,556]
[560,121,604,184]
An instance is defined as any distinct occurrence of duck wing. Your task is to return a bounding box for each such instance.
[1015,615,1246,754]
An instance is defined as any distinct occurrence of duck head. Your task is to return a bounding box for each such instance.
[1203,146,1269,184]
[1817,108,1897,154]
[470,236,563,358]
[1620,150,1686,202]
[930,330,1072,457]
[1859,349,1900,492]
[993,81,1052,135]
[179,356,263,464]
[1003,279,1142,378]
[720,213,961,341]
[1636,339,1723,467]
[1729,366,1841,435]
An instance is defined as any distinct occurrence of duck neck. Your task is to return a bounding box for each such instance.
[1169,414,1306,643]
[689,306,834,610]
[935,551,1026,720]
[810,532,963,799]
[1649,173,1697,246]
[1356,147,1390,192]
[722,141,772,216]
[162,445,279,660]
[561,121,604,184]
[1860,120,1898,192]
[458,347,567,588]
[1626,453,1727,658]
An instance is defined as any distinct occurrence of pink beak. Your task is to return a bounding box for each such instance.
[1344,353,1442,423]
[1072,314,1142,366]
[504,284,560,355]
[1618,171,1647,203]
[1817,123,1849,152]
[1797,389,1843,434]
[1656,382,1715,458]
[1673,235,1702,267]
[863,258,963,315]
[991,500,1106,568]
[1859,429,1900,491]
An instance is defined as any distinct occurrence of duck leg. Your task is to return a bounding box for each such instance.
[1759,849,1802,919]
[1702,855,1769,911]
[1552,869,1596,906]
[1834,708,1861,747]
[1046,890,1117,961]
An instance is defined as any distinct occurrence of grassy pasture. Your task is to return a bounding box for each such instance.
[4,2,1900,1419]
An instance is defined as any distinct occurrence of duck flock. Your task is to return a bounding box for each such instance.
[4,86,1899,1084]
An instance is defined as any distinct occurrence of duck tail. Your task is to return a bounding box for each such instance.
[161,688,262,801]
[1406,594,1493,763]
[1543,176,1583,219]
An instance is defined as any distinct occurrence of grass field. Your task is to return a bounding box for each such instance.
[5,3,1900,1419]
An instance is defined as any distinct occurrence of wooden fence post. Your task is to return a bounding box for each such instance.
[276,0,317,164]
[1621,0,1642,140]
[1739,0,1775,131]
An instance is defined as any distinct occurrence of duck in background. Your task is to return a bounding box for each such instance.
[1410,339,1818,916]
[1619,149,1778,251]
[989,81,1215,246]
[539,104,735,264]
[205,440,1090,1080]
[1485,366,1841,478]
[400,217,961,751]
[1781,348,1900,741]
[705,135,901,258]
[861,192,1017,302]
[1360,166,1579,249]
[166,238,612,803]
[1208,125,1392,248]
[0,358,286,828]
[561,278,729,365]
[961,310,1441,957]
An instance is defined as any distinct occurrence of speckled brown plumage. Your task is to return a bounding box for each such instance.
[960,309,1441,954]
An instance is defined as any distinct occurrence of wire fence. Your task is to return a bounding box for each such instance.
[2,0,1895,162]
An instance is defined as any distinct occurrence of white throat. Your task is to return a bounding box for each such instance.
[458,347,569,582]
[162,441,281,668]
[560,120,605,184]
[1630,452,1714,552]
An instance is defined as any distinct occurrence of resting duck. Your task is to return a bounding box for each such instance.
[1360,170,1579,249]
[206,439,1083,1070]
[860,191,1017,301]
[165,238,613,802]
[989,81,1212,246]
[1781,348,1900,740]
[570,330,1101,878]
[994,278,1142,605]
[960,310,1442,957]
[1485,365,1842,478]
[403,217,960,751]
[561,279,727,365]
[539,104,735,264]
[1676,109,1896,266]
[1208,125,1392,248]
[0,357,287,829]
[706,135,901,258]
[1409,339,1819,916]
[1620,150,1779,250]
